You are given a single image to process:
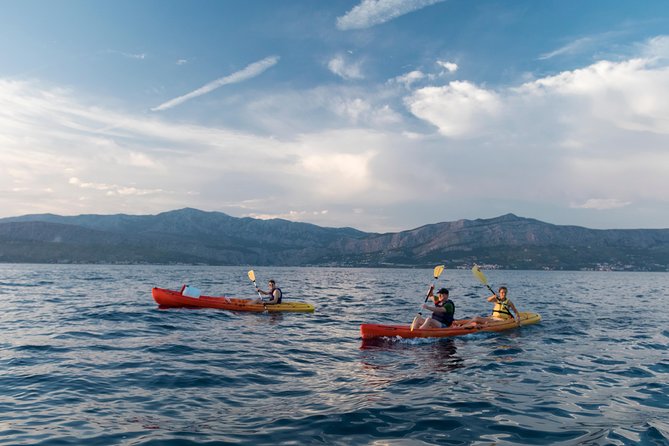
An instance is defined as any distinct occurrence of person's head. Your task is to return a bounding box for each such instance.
[435,288,449,301]
[498,286,508,298]
[268,279,276,289]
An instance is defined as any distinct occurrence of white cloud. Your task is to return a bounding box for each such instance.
[392,70,425,88]
[571,198,632,210]
[69,177,163,196]
[405,81,501,137]
[641,35,669,62]
[299,150,376,199]
[328,54,364,80]
[436,60,458,73]
[151,55,280,111]
[337,0,446,30]
[518,58,669,135]
[249,210,329,221]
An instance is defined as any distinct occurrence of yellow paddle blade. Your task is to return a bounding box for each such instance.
[471,265,488,285]
[247,270,256,282]
[433,265,445,279]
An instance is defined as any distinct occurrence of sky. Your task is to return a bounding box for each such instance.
[1,0,668,233]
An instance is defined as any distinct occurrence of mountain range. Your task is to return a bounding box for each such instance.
[1,208,668,271]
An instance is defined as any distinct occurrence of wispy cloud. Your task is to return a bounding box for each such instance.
[571,198,632,210]
[538,31,631,61]
[151,55,280,111]
[69,177,163,196]
[337,0,446,31]
[328,54,364,80]
[538,37,595,60]
[108,49,147,60]
[436,60,458,73]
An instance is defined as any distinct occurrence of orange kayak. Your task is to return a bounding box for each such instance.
[151,287,314,313]
[360,312,541,340]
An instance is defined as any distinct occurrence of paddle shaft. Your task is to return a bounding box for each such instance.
[253,280,263,298]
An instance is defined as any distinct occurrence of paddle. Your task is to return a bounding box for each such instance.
[425,265,445,302]
[247,270,263,299]
[411,265,445,331]
[471,265,495,296]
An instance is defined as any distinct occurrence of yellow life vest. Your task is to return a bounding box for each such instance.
[492,298,513,320]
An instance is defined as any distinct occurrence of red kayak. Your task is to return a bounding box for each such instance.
[360,312,541,340]
[152,287,315,313]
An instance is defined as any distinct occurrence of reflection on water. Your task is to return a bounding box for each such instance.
[359,338,465,393]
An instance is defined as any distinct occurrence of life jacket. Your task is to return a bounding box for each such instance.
[269,287,282,304]
[492,297,513,319]
[432,299,455,327]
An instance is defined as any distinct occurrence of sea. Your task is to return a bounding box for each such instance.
[1,264,668,446]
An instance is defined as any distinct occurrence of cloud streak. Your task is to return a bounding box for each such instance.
[151,55,280,111]
[337,0,446,31]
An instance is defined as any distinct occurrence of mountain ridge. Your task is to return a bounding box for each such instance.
[1,208,668,271]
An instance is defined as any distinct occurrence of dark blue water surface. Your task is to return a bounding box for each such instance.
[1,264,668,445]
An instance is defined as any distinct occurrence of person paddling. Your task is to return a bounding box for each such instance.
[468,286,521,327]
[410,286,455,330]
[255,279,282,305]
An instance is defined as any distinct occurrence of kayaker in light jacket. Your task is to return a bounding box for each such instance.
[255,279,282,305]
[410,287,455,330]
[468,286,521,327]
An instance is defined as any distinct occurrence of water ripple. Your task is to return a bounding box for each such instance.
[1,265,668,445]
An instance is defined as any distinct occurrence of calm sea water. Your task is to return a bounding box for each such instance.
[1,264,668,445]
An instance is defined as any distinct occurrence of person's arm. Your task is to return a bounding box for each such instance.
[486,294,498,302]
[423,304,445,312]
[256,288,269,296]
[509,301,521,323]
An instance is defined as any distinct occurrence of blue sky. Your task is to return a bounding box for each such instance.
[1,0,668,232]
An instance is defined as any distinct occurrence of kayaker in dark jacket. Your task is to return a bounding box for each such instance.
[410,287,455,330]
[255,279,282,305]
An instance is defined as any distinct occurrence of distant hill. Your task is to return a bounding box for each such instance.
[1,208,668,271]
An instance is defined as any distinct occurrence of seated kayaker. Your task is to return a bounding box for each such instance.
[410,287,455,330]
[467,286,520,327]
[254,279,282,305]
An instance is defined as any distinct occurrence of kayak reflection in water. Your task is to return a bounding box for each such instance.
[410,286,455,330]
[467,286,521,328]
[254,279,283,305]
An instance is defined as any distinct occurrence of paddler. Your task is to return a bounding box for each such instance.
[468,286,521,327]
[410,286,455,330]
[255,279,283,305]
